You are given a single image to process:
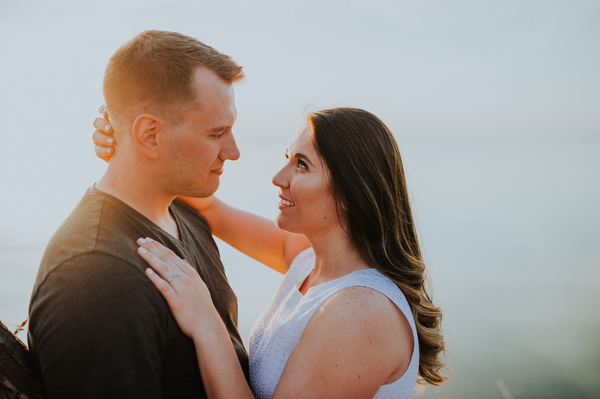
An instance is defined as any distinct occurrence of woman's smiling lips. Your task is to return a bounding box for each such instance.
[278,195,295,209]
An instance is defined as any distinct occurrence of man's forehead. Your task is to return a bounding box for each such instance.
[193,85,235,116]
[191,66,234,95]
[187,80,236,128]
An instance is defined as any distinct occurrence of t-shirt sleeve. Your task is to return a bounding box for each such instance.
[29,253,169,398]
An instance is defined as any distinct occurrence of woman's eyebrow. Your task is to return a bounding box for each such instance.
[294,152,315,166]
[285,149,315,167]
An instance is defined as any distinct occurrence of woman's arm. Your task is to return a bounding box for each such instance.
[178,196,310,274]
[91,110,310,273]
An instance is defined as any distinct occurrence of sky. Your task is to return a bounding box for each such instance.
[0,0,599,233]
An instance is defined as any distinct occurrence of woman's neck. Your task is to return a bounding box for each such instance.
[301,228,369,294]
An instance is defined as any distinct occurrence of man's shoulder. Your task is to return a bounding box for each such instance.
[32,188,150,299]
[170,199,219,253]
[169,199,222,267]
[39,189,106,268]
[31,252,147,304]
[170,199,211,236]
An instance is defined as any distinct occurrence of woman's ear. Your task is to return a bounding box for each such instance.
[131,114,162,159]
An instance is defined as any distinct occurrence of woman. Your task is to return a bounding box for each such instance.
[93,107,447,398]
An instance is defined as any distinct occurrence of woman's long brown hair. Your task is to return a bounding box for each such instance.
[308,108,448,386]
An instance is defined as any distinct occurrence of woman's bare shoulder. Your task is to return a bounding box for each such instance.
[274,286,414,398]
[318,286,412,338]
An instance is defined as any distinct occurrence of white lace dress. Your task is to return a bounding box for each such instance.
[249,248,419,399]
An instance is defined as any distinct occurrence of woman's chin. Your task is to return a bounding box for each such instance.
[274,215,285,230]
[275,216,296,234]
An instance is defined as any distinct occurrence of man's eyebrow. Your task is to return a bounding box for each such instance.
[208,125,231,133]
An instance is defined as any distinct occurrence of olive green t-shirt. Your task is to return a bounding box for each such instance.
[28,186,249,398]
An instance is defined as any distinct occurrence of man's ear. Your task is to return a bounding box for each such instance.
[131,114,163,159]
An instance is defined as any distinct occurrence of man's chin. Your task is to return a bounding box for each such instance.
[183,183,219,199]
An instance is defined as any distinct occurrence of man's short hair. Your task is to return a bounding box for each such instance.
[103,30,244,126]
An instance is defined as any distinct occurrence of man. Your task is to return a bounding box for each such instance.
[28,30,249,398]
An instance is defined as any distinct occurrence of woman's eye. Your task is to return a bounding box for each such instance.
[297,160,307,169]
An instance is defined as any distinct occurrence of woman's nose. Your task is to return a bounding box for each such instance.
[272,165,289,188]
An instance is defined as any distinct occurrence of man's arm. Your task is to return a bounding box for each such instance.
[29,253,168,398]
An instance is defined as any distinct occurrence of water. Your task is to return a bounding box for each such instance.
[1,138,599,398]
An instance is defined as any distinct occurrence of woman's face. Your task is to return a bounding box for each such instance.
[272,126,340,237]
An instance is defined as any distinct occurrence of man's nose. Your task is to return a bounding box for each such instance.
[221,132,240,161]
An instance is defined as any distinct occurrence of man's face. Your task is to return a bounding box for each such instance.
[160,66,240,198]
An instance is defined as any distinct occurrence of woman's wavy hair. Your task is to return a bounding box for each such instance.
[307,108,448,386]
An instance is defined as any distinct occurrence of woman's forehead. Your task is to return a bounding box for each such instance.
[287,126,313,153]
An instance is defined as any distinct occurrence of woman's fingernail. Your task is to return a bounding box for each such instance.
[105,124,111,132]
[106,148,111,154]
[145,237,153,242]
[145,268,154,276]
[137,238,146,244]
[139,247,148,254]
[107,137,114,144]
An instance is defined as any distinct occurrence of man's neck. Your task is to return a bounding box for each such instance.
[95,160,180,239]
